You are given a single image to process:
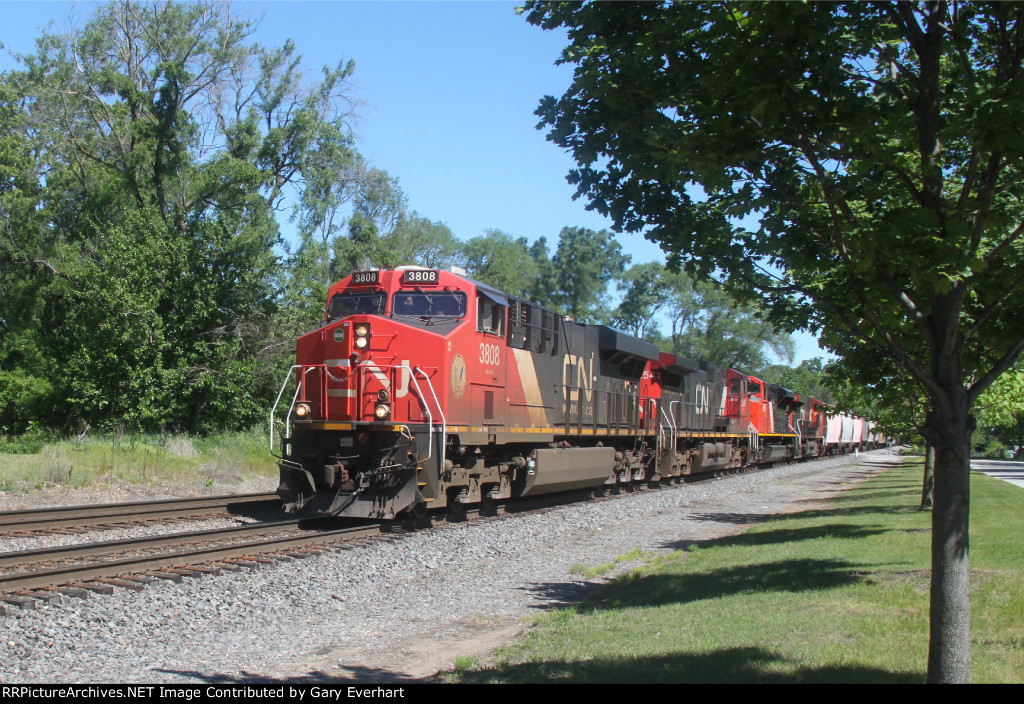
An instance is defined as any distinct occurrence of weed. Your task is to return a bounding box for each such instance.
[614,547,648,563]
[453,655,479,671]
[570,562,615,579]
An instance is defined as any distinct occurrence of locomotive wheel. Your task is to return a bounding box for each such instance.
[407,500,428,519]
[446,489,468,521]
[480,484,498,509]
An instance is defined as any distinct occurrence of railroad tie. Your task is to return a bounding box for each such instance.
[0,595,36,610]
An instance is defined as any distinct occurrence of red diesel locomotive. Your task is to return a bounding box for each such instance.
[271,266,877,519]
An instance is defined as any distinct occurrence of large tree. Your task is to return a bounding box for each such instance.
[525,1,1024,682]
[459,229,540,297]
[0,1,358,433]
[613,262,794,370]
[550,226,629,323]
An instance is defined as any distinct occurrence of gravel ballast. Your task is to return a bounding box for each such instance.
[0,451,898,683]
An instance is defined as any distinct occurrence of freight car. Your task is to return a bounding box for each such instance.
[270,266,877,519]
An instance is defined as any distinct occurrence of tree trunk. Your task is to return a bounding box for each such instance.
[923,397,973,683]
[920,440,935,509]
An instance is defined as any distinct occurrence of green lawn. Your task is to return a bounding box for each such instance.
[448,463,1024,683]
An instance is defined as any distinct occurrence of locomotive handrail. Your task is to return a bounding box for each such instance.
[659,402,678,471]
[413,365,447,472]
[401,368,433,461]
[270,365,315,452]
[555,384,659,434]
[662,401,679,447]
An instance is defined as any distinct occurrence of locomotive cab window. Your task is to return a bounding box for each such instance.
[477,295,506,336]
[328,292,386,320]
[392,291,466,319]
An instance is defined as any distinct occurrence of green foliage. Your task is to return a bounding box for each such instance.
[0,1,359,434]
[549,226,629,323]
[460,229,540,297]
[526,236,559,308]
[974,368,1024,430]
[613,262,794,371]
[524,4,1024,678]
[610,262,672,338]
[974,367,1024,457]
[761,358,834,403]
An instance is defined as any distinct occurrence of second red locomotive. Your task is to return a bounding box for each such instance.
[271,266,878,519]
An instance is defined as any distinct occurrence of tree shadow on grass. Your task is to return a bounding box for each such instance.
[683,510,780,524]
[826,484,923,499]
[454,647,919,684]
[660,522,891,552]
[771,503,916,521]
[522,558,871,611]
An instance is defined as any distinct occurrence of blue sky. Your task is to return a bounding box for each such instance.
[0,0,828,363]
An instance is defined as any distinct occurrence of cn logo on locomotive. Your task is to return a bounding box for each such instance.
[362,360,410,399]
[695,384,711,415]
[563,353,595,402]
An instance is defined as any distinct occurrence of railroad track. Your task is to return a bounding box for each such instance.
[0,456,850,607]
[0,515,395,599]
[0,490,578,605]
[0,492,280,533]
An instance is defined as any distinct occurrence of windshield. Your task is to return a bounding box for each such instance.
[328,292,386,319]
[392,291,467,318]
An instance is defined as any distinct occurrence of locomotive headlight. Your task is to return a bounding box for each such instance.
[374,403,391,420]
[294,403,312,419]
[377,389,390,402]
[354,323,371,350]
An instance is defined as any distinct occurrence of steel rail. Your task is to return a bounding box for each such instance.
[0,521,386,593]
[0,493,591,594]
[0,493,279,532]
[0,517,328,569]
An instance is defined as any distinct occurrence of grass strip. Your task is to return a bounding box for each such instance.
[0,428,276,493]
[448,462,1024,683]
